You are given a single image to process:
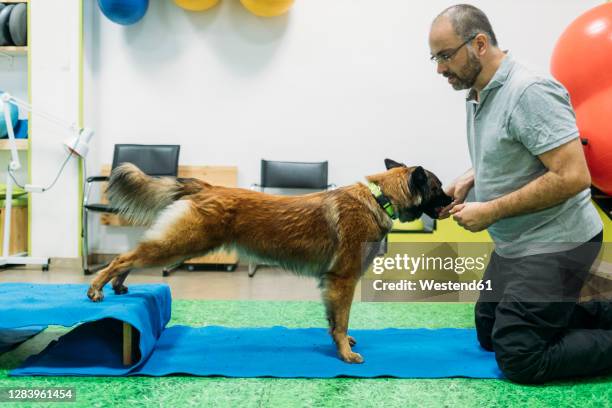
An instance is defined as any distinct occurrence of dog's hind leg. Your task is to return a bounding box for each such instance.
[322,273,361,363]
[87,235,212,302]
[87,201,219,302]
[87,251,139,301]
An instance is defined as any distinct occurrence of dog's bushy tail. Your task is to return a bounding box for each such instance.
[106,163,208,226]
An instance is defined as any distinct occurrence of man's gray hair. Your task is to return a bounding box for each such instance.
[437,4,498,47]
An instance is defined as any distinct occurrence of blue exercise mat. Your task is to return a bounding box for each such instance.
[136,326,502,378]
[1,283,502,378]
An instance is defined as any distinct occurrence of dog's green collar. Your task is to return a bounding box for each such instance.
[368,182,397,220]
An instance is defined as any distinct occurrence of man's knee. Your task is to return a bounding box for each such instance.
[497,358,544,384]
[492,341,546,384]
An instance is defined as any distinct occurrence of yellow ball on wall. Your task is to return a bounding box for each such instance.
[173,0,219,12]
[240,0,295,17]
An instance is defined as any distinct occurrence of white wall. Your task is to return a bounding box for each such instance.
[84,0,601,253]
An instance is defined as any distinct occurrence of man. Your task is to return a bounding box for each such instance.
[429,4,610,383]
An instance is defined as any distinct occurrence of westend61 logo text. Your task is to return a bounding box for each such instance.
[371,253,488,275]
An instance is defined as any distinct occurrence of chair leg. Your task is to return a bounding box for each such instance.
[248,262,258,278]
[162,261,183,277]
[82,208,91,275]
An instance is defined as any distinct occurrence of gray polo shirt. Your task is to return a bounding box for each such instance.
[466,53,602,258]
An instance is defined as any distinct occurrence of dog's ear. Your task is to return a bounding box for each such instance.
[384,158,406,170]
[409,166,428,195]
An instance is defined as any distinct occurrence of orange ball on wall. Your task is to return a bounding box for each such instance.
[240,0,294,17]
[173,0,219,12]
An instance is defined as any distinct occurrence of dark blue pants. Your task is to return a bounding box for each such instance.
[475,231,612,383]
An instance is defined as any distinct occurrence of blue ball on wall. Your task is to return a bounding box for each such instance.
[97,0,149,26]
[0,99,19,138]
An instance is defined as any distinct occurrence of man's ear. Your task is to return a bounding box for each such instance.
[409,166,428,194]
[384,158,406,170]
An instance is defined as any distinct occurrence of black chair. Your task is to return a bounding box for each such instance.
[248,159,335,277]
[82,144,180,275]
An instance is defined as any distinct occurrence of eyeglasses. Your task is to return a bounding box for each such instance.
[430,34,477,64]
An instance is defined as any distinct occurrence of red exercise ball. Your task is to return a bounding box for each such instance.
[551,3,612,195]
[551,3,612,108]
[574,89,612,195]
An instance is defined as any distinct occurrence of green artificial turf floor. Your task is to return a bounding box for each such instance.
[0,301,610,408]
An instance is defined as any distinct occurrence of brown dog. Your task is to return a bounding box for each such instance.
[87,158,452,363]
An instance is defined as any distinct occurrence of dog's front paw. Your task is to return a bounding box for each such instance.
[87,286,104,302]
[340,351,364,364]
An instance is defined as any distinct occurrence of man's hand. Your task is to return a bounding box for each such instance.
[439,169,475,219]
[450,202,498,232]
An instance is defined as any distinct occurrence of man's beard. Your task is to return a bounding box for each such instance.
[444,51,482,90]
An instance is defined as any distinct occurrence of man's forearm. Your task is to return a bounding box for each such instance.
[487,171,585,220]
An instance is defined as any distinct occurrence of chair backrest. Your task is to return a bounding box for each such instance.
[111,144,180,176]
[260,160,328,189]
